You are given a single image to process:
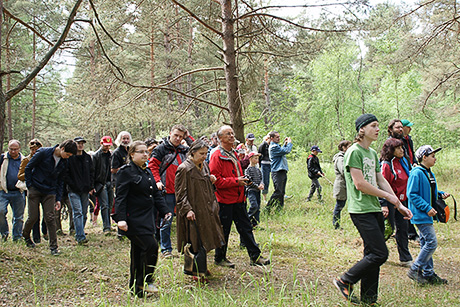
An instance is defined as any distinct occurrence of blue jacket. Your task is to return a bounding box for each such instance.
[24,145,68,201]
[407,166,444,225]
[269,141,293,172]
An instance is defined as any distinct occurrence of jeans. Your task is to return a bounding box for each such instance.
[342,212,388,304]
[385,200,412,262]
[68,191,89,242]
[97,182,113,232]
[160,193,176,253]
[266,170,287,212]
[247,190,261,226]
[0,190,25,240]
[411,223,437,278]
[23,187,59,250]
[215,202,261,262]
[332,199,346,229]
[307,178,322,200]
[261,163,271,195]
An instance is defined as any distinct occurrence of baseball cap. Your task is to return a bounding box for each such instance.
[311,145,322,153]
[401,119,414,127]
[74,136,86,143]
[248,151,261,158]
[101,136,113,146]
[415,145,441,159]
[246,133,255,140]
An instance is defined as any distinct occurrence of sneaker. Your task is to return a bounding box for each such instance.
[77,238,89,245]
[50,248,61,256]
[333,277,360,305]
[215,258,235,268]
[162,251,173,259]
[407,268,428,284]
[426,273,448,285]
[25,238,36,248]
[400,260,413,268]
[140,283,159,294]
[250,256,270,266]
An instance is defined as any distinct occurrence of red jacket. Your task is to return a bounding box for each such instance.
[381,158,409,202]
[209,146,245,204]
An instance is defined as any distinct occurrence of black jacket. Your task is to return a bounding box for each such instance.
[113,163,170,236]
[258,141,270,164]
[402,135,417,165]
[65,151,94,194]
[93,148,112,192]
[307,154,322,179]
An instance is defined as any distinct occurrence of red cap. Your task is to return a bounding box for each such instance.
[248,151,261,158]
[101,136,113,146]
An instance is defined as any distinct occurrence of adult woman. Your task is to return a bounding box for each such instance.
[380,137,413,266]
[332,140,351,229]
[175,139,225,281]
[113,141,172,297]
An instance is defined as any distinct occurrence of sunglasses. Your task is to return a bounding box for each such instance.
[29,141,41,146]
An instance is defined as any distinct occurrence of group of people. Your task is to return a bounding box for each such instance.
[0,116,450,303]
[330,114,450,306]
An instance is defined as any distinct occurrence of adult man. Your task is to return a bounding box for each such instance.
[111,131,132,184]
[65,136,94,244]
[23,140,77,255]
[93,136,114,234]
[148,124,194,258]
[0,140,25,242]
[387,119,404,139]
[401,119,417,166]
[266,131,293,212]
[245,133,258,152]
[205,132,218,163]
[209,125,270,267]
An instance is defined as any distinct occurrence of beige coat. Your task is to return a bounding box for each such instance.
[175,158,224,253]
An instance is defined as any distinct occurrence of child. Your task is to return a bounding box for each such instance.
[306,145,324,202]
[245,152,264,227]
[406,145,450,285]
[333,114,412,305]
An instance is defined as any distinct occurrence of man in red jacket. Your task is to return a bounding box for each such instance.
[209,125,270,268]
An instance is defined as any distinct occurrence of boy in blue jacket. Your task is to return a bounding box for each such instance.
[407,145,450,284]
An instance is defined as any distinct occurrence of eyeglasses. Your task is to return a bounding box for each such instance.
[8,147,20,151]
[29,141,41,146]
[134,150,149,155]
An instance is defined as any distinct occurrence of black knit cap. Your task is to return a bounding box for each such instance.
[355,113,378,132]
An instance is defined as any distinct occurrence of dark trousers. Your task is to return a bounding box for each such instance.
[127,234,159,294]
[342,212,388,304]
[23,187,58,250]
[266,170,287,212]
[215,202,261,262]
[307,178,322,200]
[332,199,346,228]
[386,200,412,262]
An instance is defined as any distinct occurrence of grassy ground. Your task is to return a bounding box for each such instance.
[1,149,460,306]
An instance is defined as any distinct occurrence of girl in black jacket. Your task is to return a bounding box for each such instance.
[113,141,172,297]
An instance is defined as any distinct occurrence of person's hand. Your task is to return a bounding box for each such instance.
[89,189,95,195]
[55,201,61,211]
[397,205,413,220]
[118,221,128,231]
[186,211,195,221]
[442,193,450,199]
[237,176,249,186]
[258,183,264,190]
[427,208,437,217]
[156,181,165,191]
[382,206,389,218]
[209,174,217,184]
[184,130,190,139]
[317,171,322,176]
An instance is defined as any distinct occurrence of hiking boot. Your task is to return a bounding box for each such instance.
[333,277,360,305]
[140,283,159,294]
[215,258,235,268]
[77,238,89,245]
[426,273,448,285]
[407,268,428,284]
[250,256,270,266]
[50,248,61,256]
[162,251,173,259]
[25,238,35,248]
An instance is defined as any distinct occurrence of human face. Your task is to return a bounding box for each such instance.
[391,122,404,138]
[8,142,20,159]
[423,153,436,168]
[250,155,259,164]
[271,133,280,144]
[101,144,111,153]
[362,121,380,141]
[402,126,411,136]
[394,146,404,158]
[76,141,85,152]
[60,151,73,159]
[121,134,131,146]
[131,145,149,167]
[246,139,254,146]
[170,129,185,147]
[30,147,39,156]
[219,127,235,148]
[190,147,208,166]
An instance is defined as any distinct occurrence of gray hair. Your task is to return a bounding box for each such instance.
[115,131,132,147]
[217,125,233,138]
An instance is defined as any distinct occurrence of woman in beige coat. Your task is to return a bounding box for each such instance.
[332,140,351,229]
[175,139,225,281]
